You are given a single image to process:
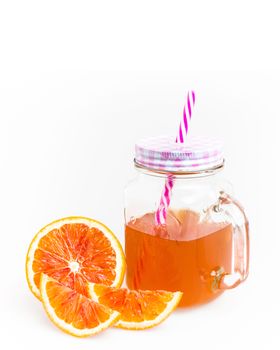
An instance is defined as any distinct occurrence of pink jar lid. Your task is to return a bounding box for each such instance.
[135,135,224,172]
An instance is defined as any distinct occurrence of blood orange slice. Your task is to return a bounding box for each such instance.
[88,284,182,330]
[26,217,125,299]
[40,274,120,337]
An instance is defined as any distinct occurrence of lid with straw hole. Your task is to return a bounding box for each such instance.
[135,135,224,173]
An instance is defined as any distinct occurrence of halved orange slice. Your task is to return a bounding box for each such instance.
[26,217,125,299]
[40,274,120,337]
[88,283,182,330]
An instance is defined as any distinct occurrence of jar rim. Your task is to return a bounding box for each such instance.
[134,159,225,178]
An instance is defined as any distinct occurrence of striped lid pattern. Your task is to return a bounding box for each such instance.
[135,135,224,172]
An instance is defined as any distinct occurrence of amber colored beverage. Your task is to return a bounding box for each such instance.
[125,210,233,307]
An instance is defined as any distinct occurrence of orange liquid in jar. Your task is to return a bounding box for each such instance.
[125,210,233,307]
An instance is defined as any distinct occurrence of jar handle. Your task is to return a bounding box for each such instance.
[212,191,250,290]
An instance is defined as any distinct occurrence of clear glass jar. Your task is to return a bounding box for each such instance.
[124,136,249,307]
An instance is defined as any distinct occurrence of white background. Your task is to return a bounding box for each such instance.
[0,1,279,349]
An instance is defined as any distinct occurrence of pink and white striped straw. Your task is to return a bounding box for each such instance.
[176,90,196,143]
[155,91,196,225]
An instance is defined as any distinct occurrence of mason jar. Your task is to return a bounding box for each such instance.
[124,136,249,307]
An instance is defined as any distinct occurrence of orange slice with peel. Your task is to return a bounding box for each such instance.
[26,217,125,299]
[40,274,120,337]
[88,283,182,330]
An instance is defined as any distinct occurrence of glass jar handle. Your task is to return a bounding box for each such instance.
[212,191,250,290]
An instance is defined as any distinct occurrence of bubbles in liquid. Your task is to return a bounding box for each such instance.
[130,216,136,224]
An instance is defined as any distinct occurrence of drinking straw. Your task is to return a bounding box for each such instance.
[155,91,196,225]
[176,91,195,143]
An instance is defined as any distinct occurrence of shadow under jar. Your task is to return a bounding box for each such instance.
[124,136,249,307]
